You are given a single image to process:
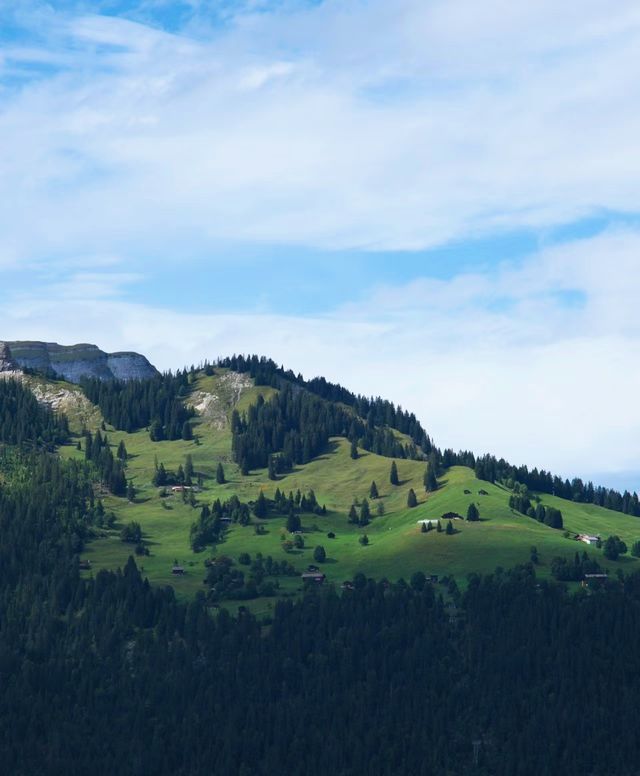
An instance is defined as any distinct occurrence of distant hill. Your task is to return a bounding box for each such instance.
[5,340,158,383]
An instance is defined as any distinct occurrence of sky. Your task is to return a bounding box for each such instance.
[1,0,640,490]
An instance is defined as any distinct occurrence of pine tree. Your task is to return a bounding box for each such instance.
[149,419,164,442]
[254,491,268,519]
[153,463,167,486]
[313,545,326,563]
[407,488,418,508]
[185,455,194,482]
[424,465,438,492]
[369,481,379,499]
[390,461,399,486]
[216,462,225,484]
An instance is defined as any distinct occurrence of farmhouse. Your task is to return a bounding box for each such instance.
[171,565,185,576]
[78,559,91,571]
[302,571,326,584]
[582,573,608,587]
[578,534,599,546]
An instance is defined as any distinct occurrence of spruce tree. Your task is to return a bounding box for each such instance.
[313,545,326,563]
[350,439,359,460]
[421,521,427,533]
[348,505,358,524]
[466,503,479,522]
[360,499,370,525]
[216,462,225,484]
[407,488,418,508]
[390,461,399,486]
[369,481,379,499]
[153,463,167,486]
[127,480,135,502]
[185,455,194,484]
[445,520,454,535]
[424,465,438,492]
[254,491,268,519]
[436,520,443,533]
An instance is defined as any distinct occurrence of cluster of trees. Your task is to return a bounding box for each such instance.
[603,534,627,561]
[153,455,201,489]
[0,378,69,448]
[264,487,325,519]
[508,482,564,529]
[474,452,640,517]
[231,385,422,476]
[550,552,602,581]
[82,429,127,497]
[349,499,373,526]
[190,496,249,550]
[217,354,433,452]
[80,373,193,440]
[205,553,298,601]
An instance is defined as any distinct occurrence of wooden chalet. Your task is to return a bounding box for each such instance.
[302,571,326,584]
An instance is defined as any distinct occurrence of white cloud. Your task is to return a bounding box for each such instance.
[1,0,640,268]
[2,231,639,485]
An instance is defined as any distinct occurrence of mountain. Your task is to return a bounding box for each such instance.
[5,340,159,383]
[3,347,640,776]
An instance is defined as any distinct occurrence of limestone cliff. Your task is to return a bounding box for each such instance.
[5,341,158,383]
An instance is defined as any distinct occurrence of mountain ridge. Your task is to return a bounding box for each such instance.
[4,340,158,383]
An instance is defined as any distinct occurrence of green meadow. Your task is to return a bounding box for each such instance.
[66,371,640,606]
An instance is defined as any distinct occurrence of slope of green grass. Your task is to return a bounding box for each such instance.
[64,370,640,606]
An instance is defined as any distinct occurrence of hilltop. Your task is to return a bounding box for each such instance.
[5,348,625,613]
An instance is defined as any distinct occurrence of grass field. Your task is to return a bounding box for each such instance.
[67,369,640,608]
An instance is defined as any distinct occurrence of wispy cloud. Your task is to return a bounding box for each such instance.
[1,0,640,271]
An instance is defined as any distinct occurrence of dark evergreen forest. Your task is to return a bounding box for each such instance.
[80,373,193,440]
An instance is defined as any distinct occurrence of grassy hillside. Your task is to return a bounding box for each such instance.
[60,368,640,608]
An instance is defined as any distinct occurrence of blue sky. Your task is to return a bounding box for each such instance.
[1,0,640,488]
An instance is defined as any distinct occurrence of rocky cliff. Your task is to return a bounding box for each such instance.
[5,341,159,383]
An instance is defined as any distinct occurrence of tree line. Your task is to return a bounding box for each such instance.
[218,354,433,451]
[80,372,193,440]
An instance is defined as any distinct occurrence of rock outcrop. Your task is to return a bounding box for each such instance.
[0,342,18,373]
[5,341,159,383]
